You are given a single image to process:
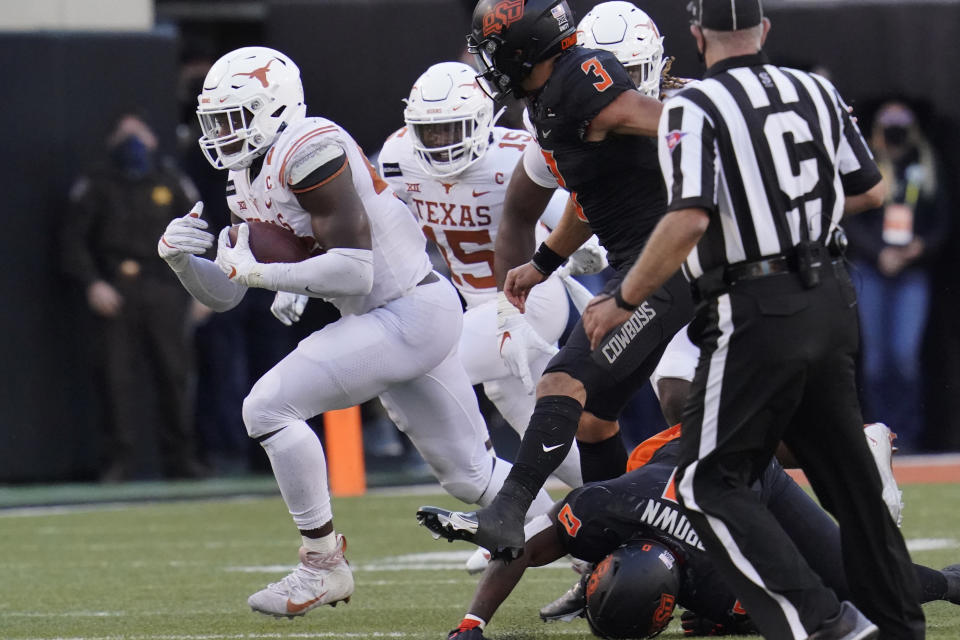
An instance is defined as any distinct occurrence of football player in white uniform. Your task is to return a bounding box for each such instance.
[378,61,598,490]
[157,47,557,618]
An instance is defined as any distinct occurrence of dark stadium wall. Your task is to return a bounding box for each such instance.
[268,0,473,153]
[1,1,957,481]
[0,32,180,482]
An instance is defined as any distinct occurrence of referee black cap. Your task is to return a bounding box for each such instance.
[689,0,764,31]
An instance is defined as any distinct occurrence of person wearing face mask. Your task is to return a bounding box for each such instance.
[62,111,207,482]
[844,101,952,452]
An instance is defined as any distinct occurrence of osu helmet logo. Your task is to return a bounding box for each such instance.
[585,554,613,599]
[482,0,525,36]
[653,592,676,629]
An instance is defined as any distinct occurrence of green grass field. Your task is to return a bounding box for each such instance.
[1,481,958,639]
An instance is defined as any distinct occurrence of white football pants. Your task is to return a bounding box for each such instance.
[458,274,582,489]
[243,275,553,531]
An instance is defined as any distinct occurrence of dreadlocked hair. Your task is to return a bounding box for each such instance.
[659,57,692,95]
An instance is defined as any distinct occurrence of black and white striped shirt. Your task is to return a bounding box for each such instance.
[658,52,881,279]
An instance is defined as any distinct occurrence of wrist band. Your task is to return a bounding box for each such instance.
[531,242,565,276]
[614,286,639,311]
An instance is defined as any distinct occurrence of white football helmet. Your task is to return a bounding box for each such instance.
[577,1,666,98]
[403,62,494,178]
[197,46,307,171]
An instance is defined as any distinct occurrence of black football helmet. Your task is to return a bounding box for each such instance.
[584,539,681,639]
[467,0,578,100]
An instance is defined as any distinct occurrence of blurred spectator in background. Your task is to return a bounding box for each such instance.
[845,100,953,451]
[62,111,207,481]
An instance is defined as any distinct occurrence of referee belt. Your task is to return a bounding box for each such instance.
[692,250,844,300]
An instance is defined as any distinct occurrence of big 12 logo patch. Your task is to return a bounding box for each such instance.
[482,0,524,36]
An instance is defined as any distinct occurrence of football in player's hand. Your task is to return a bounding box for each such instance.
[228,221,317,263]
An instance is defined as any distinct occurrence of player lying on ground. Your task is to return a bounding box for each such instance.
[419,425,960,638]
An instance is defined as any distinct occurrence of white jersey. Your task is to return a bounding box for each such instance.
[226,116,432,315]
[379,125,562,309]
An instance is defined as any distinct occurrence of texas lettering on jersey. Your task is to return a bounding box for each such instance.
[379,126,534,305]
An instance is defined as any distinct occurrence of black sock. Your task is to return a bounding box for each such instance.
[578,433,628,482]
[915,564,948,603]
[500,395,583,504]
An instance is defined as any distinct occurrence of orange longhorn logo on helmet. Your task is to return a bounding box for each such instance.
[233,58,276,88]
[482,0,525,37]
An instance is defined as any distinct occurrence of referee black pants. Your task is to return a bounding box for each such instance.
[675,262,925,639]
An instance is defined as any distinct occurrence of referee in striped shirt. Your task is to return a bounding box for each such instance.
[583,1,925,638]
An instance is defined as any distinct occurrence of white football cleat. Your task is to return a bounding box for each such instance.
[570,557,592,575]
[248,534,354,618]
[864,423,904,527]
[465,547,491,575]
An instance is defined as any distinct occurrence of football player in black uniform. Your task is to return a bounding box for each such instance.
[423,426,960,639]
[417,0,694,560]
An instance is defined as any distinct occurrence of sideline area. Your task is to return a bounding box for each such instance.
[2,455,957,510]
[786,453,960,486]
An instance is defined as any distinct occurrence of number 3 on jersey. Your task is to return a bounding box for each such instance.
[581,57,613,92]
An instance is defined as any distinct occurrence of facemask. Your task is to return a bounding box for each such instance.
[112,136,153,178]
[883,125,908,147]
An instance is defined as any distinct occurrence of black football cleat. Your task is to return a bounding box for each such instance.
[808,601,878,640]
[416,504,525,561]
[539,578,586,622]
[447,626,485,639]
[943,564,960,604]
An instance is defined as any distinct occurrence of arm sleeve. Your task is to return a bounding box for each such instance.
[61,176,105,286]
[537,188,570,229]
[658,96,718,214]
[168,254,247,312]
[523,139,560,189]
[244,248,374,299]
[815,77,882,195]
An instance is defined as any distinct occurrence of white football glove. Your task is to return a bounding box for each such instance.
[270,291,308,326]
[497,292,558,394]
[215,224,265,287]
[158,201,215,268]
[556,235,607,278]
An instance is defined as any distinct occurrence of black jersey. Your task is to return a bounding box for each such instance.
[528,46,666,271]
[551,432,799,625]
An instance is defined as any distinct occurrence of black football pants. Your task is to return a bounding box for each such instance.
[675,262,925,639]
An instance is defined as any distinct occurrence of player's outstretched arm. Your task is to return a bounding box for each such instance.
[495,160,557,289]
[504,196,593,311]
[158,201,247,312]
[448,526,566,638]
[585,90,663,141]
